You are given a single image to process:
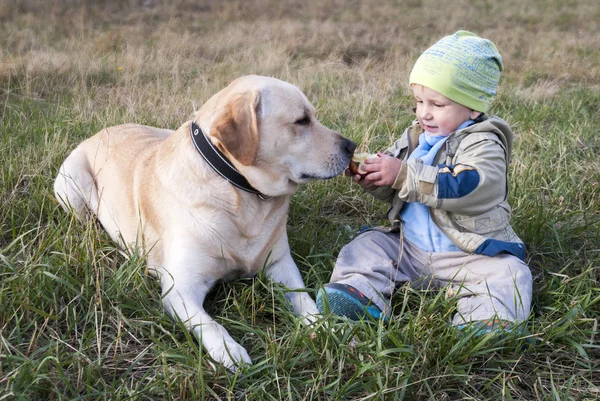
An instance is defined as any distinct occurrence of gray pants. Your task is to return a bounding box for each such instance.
[330,230,532,325]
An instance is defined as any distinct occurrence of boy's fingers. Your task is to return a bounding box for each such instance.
[363,172,378,183]
[361,162,380,174]
[366,172,388,186]
[363,157,381,165]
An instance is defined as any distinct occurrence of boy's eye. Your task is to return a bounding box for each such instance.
[434,103,444,108]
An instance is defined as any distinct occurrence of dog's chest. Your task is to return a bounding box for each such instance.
[228,203,287,261]
[184,198,289,276]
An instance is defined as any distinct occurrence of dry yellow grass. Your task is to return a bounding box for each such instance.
[2,0,598,150]
[2,1,598,104]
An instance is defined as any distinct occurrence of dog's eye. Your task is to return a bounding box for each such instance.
[295,116,311,126]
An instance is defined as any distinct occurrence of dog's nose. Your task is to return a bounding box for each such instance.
[342,138,357,155]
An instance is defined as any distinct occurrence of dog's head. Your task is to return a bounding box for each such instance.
[196,75,356,197]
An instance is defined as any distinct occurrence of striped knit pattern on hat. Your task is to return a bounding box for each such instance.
[409,31,503,112]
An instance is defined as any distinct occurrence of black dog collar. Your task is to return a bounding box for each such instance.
[189,121,271,200]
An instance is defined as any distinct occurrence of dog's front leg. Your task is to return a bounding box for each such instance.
[160,262,251,371]
[265,249,320,326]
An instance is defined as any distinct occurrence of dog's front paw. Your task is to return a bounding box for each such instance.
[206,336,252,372]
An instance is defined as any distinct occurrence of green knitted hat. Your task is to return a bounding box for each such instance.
[409,31,503,113]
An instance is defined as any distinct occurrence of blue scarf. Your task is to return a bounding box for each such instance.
[410,132,448,164]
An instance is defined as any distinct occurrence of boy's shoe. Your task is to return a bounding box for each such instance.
[316,283,388,322]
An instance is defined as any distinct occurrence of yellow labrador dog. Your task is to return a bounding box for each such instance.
[54,75,356,370]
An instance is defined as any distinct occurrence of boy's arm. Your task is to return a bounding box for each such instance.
[363,180,396,202]
[394,133,508,215]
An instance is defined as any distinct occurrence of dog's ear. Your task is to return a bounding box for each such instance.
[211,91,260,166]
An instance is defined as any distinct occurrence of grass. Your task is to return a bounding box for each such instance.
[1,0,599,399]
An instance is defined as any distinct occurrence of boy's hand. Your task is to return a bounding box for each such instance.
[360,153,402,187]
[344,167,377,188]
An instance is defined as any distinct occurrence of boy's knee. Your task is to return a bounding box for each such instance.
[509,260,532,290]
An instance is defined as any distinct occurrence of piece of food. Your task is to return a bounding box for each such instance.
[348,152,377,175]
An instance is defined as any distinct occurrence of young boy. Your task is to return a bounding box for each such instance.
[316,31,532,334]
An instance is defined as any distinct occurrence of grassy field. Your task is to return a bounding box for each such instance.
[1,0,599,399]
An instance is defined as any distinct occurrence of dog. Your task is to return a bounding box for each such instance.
[54,75,356,370]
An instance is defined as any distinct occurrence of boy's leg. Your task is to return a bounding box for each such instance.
[319,230,422,318]
[428,252,532,326]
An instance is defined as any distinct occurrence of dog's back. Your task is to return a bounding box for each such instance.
[54,124,172,247]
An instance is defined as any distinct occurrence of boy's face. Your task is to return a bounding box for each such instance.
[412,85,481,136]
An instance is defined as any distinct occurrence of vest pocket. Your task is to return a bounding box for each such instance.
[453,207,508,234]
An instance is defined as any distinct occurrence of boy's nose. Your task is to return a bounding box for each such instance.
[421,108,433,119]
